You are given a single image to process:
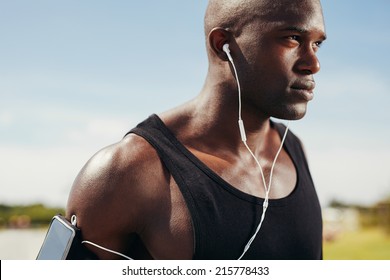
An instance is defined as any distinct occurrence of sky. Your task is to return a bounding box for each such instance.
[0,0,389,208]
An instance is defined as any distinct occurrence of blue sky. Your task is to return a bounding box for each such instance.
[0,0,389,207]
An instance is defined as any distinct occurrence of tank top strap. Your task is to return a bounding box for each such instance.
[272,121,316,191]
[126,114,203,254]
[126,113,200,203]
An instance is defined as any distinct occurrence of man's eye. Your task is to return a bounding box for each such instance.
[284,35,301,46]
[314,41,323,48]
[287,35,300,41]
[313,41,324,51]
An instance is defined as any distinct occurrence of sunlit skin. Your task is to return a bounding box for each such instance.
[66,0,326,259]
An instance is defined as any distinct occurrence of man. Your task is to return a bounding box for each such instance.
[66,0,326,259]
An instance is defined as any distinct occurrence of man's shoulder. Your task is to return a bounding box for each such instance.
[64,133,171,258]
[66,133,169,226]
[75,133,166,192]
[80,134,155,177]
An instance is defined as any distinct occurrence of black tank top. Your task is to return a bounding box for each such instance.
[128,114,322,260]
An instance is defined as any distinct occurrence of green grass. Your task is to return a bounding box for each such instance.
[324,228,390,260]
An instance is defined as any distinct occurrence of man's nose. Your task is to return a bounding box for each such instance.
[295,46,321,75]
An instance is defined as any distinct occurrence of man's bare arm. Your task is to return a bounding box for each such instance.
[65,134,169,259]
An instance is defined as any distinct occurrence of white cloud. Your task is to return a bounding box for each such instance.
[0,111,14,127]
[0,146,86,207]
[315,67,388,100]
[65,117,135,147]
[0,116,136,207]
[308,145,390,207]
[0,107,141,207]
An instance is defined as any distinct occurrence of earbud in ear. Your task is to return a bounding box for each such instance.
[222,43,233,62]
[223,43,230,54]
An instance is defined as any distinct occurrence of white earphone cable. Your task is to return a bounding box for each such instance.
[237,124,289,260]
[81,240,134,260]
[224,44,290,260]
[69,214,134,259]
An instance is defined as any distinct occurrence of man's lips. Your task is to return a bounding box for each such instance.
[291,80,316,92]
[290,80,315,101]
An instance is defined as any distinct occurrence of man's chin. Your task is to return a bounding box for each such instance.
[273,104,308,121]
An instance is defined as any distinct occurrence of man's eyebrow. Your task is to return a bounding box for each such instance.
[283,26,308,33]
[281,26,327,40]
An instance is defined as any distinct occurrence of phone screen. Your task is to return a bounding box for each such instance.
[37,216,76,260]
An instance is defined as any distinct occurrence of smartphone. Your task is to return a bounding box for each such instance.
[36,215,80,260]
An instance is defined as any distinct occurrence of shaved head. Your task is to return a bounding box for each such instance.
[204,0,322,37]
[204,0,262,36]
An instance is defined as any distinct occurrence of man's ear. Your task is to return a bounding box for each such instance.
[208,28,233,61]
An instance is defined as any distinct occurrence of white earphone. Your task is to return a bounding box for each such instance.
[222,43,247,142]
[223,43,233,62]
[222,43,290,260]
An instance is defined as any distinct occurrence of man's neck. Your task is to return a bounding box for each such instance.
[160,82,274,155]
